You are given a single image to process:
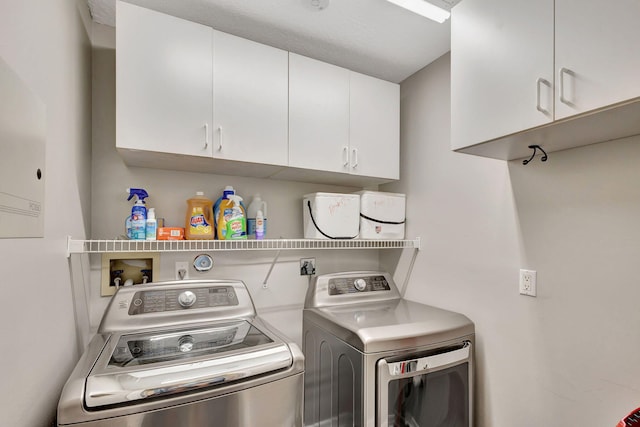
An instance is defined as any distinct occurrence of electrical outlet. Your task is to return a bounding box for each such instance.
[175,261,189,280]
[519,269,537,297]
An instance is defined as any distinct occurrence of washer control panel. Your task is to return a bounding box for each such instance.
[128,286,238,315]
[328,275,390,295]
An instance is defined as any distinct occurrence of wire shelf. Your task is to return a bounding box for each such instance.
[67,237,420,256]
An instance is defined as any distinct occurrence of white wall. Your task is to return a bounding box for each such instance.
[87,24,383,346]
[0,1,92,426]
[382,53,640,426]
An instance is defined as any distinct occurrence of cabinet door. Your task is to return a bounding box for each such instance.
[116,2,213,157]
[349,72,399,180]
[212,31,288,166]
[555,0,640,119]
[289,53,350,173]
[451,0,554,150]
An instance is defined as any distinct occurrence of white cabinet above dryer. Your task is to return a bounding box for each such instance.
[349,71,400,181]
[288,53,351,175]
[285,53,399,184]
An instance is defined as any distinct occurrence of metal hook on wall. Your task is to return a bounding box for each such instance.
[523,144,548,165]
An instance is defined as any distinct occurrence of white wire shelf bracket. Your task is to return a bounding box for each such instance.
[67,237,420,257]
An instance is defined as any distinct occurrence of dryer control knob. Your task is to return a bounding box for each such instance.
[354,278,367,291]
[178,290,197,308]
[178,335,195,352]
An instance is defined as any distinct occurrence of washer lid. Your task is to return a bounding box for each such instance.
[85,319,292,408]
[304,299,474,353]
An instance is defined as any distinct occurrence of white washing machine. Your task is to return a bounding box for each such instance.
[58,279,304,427]
[303,271,474,427]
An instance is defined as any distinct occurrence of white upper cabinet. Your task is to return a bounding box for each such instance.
[349,71,400,180]
[212,30,288,166]
[116,2,213,158]
[451,0,554,151]
[116,3,400,184]
[288,53,350,173]
[289,53,400,180]
[554,0,640,119]
[451,0,640,160]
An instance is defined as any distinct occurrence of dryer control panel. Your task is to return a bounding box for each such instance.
[305,271,401,308]
[328,275,391,295]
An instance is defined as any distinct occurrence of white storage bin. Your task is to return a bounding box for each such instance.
[355,191,406,239]
[303,193,360,239]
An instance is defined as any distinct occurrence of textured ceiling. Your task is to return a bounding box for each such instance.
[88,0,454,83]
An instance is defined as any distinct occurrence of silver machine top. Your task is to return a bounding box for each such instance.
[79,280,296,409]
[304,272,475,353]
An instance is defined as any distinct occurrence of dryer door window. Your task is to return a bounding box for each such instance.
[376,341,472,427]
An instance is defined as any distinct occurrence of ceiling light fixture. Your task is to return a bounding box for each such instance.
[386,0,451,23]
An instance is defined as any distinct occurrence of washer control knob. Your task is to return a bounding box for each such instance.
[354,278,367,292]
[178,290,197,308]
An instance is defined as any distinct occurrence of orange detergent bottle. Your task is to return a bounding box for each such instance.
[185,192,214,240]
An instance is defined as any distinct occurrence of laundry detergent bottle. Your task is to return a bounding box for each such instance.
[213,186,236,230]
[218,195,247,240]
[185,192,214,240]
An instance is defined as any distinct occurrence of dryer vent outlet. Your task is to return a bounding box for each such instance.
[300,258,316,276]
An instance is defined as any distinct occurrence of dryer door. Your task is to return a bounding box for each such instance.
[377,341,472,427]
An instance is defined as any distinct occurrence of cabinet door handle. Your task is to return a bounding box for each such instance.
[559,67,574,105]
[217,126,223,151]
[536,78,551,115]
[342,146,349,166]
[351,148,358,169]
[204,124,209,149]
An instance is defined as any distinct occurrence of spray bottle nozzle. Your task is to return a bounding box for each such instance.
[227,195,243,207]
[126,188,149,202]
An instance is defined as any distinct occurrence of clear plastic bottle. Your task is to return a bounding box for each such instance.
[247,194,267,239]
[145,208,157,241]
[255,209,265,240]
[185,192,214,240]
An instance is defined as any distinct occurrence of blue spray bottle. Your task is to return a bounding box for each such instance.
[126,188,149,240]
